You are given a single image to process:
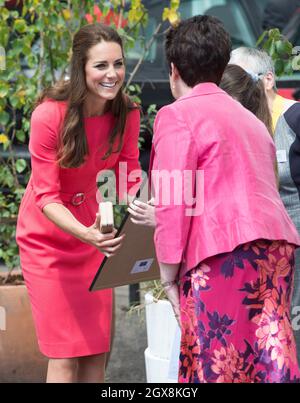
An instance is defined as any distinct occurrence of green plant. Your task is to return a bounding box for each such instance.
[0,0,180,274]
[257,28,299,77]
[128,280,167,316]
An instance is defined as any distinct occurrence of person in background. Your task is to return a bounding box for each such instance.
[230,47,296,131]
[132,15,300,383]
[230,47,300,367]
[219,64,278,184]
[16,23,141,383]
[219,64,273,135]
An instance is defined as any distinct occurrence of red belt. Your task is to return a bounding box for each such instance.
[60,187,97,206]
[30,182,97,206]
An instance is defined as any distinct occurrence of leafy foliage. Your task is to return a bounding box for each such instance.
[128,280,167,314]
[257,28,298,76]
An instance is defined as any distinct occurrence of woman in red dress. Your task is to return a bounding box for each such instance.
[16,23,140,382]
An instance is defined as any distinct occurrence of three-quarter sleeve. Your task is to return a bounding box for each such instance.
[152,105,198,264]
[29,101,64,211]
[115,108,142,200]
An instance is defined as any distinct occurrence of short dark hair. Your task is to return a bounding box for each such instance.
[165,15,232,86]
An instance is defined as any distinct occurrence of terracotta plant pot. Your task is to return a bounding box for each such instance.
[0,279,47,382]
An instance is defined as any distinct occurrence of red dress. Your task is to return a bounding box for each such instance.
[16,100,140,358]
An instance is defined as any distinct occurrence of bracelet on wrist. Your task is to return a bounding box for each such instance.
[161,280,178,289]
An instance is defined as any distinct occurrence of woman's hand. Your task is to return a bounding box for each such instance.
[128,198,156,227]
[82,213,125,257]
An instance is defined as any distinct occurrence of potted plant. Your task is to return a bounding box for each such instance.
[0,271,48,382]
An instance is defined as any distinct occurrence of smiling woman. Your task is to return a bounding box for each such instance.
[84,42,126,117]
[16,23,141,383]
[34,23,136,168]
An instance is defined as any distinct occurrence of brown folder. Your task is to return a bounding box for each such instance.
[89,182,160,291]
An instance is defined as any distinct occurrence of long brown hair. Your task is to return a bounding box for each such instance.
[220,64,273,135]
[37,23,135,168]
[220,64,278,186]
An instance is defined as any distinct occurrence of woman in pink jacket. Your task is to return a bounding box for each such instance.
[130,16,300,383]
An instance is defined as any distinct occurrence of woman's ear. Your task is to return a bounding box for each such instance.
[263,71,276,91]
[170,62,180,81]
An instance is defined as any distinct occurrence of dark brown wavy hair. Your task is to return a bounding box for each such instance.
[37,23,136,168]
[220,64,273,135]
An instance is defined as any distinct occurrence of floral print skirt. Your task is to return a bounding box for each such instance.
[179,239,300,383]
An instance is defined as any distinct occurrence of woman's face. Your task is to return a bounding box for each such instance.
[85,41,125,103]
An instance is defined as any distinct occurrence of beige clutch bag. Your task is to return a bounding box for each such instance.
[99,202,114,234]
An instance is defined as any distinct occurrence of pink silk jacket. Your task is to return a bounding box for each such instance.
[150,83,300,279]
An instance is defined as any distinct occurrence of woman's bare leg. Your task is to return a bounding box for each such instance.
[46,358,78,383]
[106,290,115,370]
[77,353,107,383]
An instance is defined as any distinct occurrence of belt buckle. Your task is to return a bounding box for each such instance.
[71,192,85,206]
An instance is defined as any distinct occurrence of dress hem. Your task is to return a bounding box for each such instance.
[38,338,111,359]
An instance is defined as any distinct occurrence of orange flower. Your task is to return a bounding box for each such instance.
[256,254,291,289]
[257,258,274,276]
[253,297,296,370]
[246,278,271,302]
[191,358,205,381]
[269,241,281,253]
[273,257,291,287]
[285,244,295,259]
[268,241,294,258]
[211,344,245,383]
[271,287,280,302]
[253,298,284,351]
[192,264,211,290]
[181,302,198,329]
[243,243,261,255]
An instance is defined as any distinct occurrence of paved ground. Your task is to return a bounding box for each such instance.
[105,286,148,383]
